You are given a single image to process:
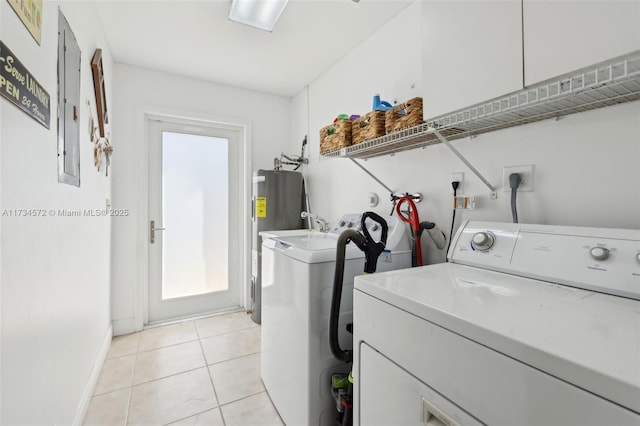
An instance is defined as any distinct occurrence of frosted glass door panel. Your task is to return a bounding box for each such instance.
[148,118,240,324]
[162,132,228,299]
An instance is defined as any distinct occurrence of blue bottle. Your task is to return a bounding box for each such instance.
[372,94,393,111]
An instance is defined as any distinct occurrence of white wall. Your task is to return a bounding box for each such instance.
[295,0,640,265]
[111,64,291,335]
[296,0,424,219]
[0,1,114,424]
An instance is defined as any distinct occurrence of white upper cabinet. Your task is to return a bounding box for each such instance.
[523,0,640,86]
[421,0,523,118]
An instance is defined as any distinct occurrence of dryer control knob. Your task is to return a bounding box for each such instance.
[346,221,354,228]
[338,221,346,227]
[371,224,380,231]
[471,232,495,251]
[590,247,610,261]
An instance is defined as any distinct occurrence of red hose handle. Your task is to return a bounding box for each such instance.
[395,196,423,266]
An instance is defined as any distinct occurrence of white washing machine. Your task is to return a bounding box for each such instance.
[353,220,640,425]
[261,213,412,426]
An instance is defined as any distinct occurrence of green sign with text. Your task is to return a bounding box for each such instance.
[0,40,50,128]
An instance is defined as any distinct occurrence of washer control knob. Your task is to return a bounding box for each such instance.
[338,221,346,227]
[471,232,495,251]
[346,221,354,228]
[590,247,610,261]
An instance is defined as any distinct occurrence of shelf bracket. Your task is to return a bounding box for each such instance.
[348,158,394,194]
[348,158,424,208]
[432,129,498,199]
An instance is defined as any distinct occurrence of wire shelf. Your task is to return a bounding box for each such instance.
[322,51,640,160]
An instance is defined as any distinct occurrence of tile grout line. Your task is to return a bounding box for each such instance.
[129,363,229,388]
[195,320,228,426]
[197,324,254,341]
[92,383,135,398]
[206,350,262,367]
[123,333,142,426]
[135,337,200,355]
[130,340,206,386]
[102,314,255,425]
[218,389,267,408]
[135,324,254,355]
[159,321,226,426]
[92,347,138,397]
[118,349,262,389]
[241,315,285,425]
[161,407,216,426]
[144,308,245,331]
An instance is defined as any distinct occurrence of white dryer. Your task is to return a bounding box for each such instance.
[354,220,640,425]
[261,214,411,426]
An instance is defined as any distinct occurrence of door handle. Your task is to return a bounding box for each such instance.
[422,397,460,426]
[150,220,165,244]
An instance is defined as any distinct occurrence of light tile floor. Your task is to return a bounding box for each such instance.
[84,312,284,426]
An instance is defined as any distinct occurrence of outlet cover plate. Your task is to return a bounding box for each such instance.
[451,172,464,194]
[503,165,534,192]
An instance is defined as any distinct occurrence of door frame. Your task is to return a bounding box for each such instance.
[134,106,251,329]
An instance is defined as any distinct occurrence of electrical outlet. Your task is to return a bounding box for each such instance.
[451,172,464,194]
[502,165,534,192]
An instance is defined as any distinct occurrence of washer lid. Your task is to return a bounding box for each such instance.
[274,234,339,251]
[355,263,640,414]
[258,229,323,239]
[264,234,368,264]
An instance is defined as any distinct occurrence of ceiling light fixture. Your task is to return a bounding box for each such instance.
[228,0,290,32]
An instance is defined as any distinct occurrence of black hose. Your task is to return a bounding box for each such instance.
[511,188,518,223]
[446,182,459,260]
[329,230,363,364]
[360,212,388,273]
[409,236,417,267]
[330,212,386,364]
[508,173,522,224]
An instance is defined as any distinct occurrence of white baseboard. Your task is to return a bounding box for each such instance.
[112,318,138,336]
[73,323,113,426]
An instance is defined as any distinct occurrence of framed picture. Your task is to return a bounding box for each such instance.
[91,48,108,137]
[7,0,43,45]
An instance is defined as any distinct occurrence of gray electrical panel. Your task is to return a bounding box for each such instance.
[57,10,81,187]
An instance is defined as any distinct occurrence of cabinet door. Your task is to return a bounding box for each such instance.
[359,343,483,426]
[523,0,640,85]
[421,0,523,118]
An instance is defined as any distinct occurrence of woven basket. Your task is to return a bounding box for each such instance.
[352,111,386,145]
[385,97,424,134]
[320,120,352,154]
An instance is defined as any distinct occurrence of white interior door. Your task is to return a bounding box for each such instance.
[147,119,241,323]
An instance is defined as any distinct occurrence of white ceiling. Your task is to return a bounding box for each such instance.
[95,0,414,98]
